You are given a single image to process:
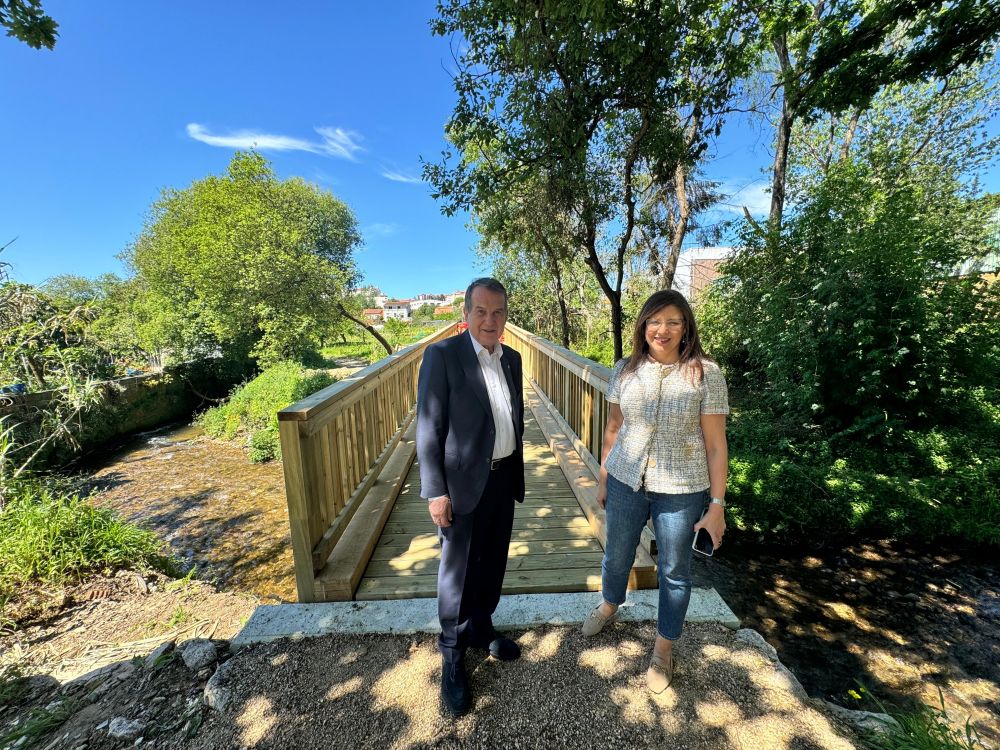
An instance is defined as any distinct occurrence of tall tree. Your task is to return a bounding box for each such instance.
[427,0,758,359]
[126,152,362,366]
[758,0,1000,230]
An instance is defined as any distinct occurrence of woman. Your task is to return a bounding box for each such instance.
[581,289,729,694]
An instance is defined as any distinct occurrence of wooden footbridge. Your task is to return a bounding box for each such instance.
[277,323,656,603]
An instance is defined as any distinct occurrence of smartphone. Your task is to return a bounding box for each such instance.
[692,525,714,557]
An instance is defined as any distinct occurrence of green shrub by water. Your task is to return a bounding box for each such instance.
[0,479,168,601]
[723,398,1000,547]
[198,361,338,461]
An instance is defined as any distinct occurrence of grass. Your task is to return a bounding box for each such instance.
[853,687,986,750]
[164,565,198,592]
[0,662,27,705]
[0,479,170,624]
[0,699,80,748]
[166,605,192,628]
[319,341,372,363]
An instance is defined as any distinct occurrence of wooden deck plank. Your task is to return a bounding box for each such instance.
[364,551,604,578]
[368,537,602,561]
[356,566,602,600]
[355,394,653,601]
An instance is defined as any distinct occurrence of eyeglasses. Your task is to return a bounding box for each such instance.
[646,319,684,330]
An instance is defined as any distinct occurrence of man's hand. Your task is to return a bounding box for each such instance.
[429,496,453,527]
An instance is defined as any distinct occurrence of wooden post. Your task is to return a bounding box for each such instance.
[278,420,318,602]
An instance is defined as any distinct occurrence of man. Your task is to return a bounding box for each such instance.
[416,277,525,717]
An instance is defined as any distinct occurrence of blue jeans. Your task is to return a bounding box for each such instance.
[602,474,708,640]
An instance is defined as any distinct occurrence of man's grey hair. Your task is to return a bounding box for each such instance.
[463,277,508,314]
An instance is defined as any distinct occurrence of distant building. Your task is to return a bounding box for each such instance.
[362,308,384,323]
[374,294,389,308]
[383,300,411,320]
[674,246,734,301]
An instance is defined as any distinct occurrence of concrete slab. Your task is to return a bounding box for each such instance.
[231,588,739,647]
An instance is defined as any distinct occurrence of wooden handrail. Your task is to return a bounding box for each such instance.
[503,322,613,466]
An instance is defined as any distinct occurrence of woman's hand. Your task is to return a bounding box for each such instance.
[597,479,608,508]
[694,503,726,549]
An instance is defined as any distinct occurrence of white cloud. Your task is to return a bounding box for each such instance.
[186,123,363,160]
[315,127,364,160]
[363,222,400,237]
[715,181,772,217]
[380,167,424,185]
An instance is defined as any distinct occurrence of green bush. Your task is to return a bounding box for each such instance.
[0,479,169,599]
[198,361,338,460]
[724,405,1000,546]
[579,338,616,368]
[248,427,280,463]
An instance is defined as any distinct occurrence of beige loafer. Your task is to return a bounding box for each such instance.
[581,604,616,637]
[646,654,674,693]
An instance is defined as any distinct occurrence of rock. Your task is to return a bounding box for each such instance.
[114,661,138,681]
[734,628,779,662]
[107,717,144,739]
[821,699,900,735]
[65,663,116,690]
[179,639,218,670]
[203,660,236,712]
[977,597,1000,621]
[144,640,175,669]
[772,661,810,700]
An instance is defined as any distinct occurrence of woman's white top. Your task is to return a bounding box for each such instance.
[604,356,729,494]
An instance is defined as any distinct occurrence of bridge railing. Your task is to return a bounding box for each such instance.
[278,323,458,601]
[502,323,611,475]
[503,323,657,570]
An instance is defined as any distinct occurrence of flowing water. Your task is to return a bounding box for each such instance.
[88,423,296,603]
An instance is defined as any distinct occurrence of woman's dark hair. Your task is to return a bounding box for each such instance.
[623,289,709,382]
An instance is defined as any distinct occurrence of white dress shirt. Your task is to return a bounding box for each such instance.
[468,331,517,460]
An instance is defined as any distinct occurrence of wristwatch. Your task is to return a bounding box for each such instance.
[709,497,727,509]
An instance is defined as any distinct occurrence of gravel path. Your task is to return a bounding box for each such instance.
[187,622,860,750]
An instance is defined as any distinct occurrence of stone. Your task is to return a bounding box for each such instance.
[107,717,144,739]
[179,639,218,670]
[114,661,138,681]
[65,663,116,690]
[144,641,175,669]
[203,660,236,712]
[772,661,810,701]
[734,628,779,662]
[821,700,900,735]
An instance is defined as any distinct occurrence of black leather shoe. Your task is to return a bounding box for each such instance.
[487,635,521,661]
[440,657,471,716]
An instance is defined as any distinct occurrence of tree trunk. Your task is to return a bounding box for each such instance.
[545,247,571,348]
[338,304,392,355]
[769,98,794,231]
[660,162,692,290]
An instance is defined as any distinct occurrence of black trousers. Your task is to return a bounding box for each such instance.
[437,456,518,661]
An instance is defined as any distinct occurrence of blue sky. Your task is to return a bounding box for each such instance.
[1,3,995,299]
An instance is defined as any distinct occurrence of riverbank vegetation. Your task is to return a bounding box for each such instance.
[198,362,339,463]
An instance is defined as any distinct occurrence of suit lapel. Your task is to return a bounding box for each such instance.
[460,333,493,420]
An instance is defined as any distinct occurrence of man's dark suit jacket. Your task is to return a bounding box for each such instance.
[417,332,525,514]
